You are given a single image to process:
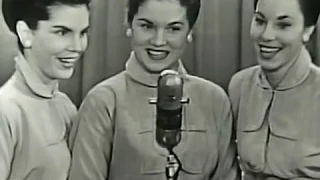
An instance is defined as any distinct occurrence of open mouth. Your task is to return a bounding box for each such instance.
[258,44,282,59]
[146,48,169,60]
[57,57,79,68]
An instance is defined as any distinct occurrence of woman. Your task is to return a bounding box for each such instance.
[68,0,239,179]
[229,0,320,179]
[0,0,90,179]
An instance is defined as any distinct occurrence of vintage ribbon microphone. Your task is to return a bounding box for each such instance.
[149,69,189,180]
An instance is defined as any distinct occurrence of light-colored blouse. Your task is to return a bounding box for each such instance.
[229,47,320,180]
[0,55,76,180]
[68,52,239,180]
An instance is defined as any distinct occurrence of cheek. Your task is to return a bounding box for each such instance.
[168,34,188,49]
[250,24,263,41]
[33,35,69,57]
[277,33,303,45]
[131,30,152,46]
[81,35,89,50]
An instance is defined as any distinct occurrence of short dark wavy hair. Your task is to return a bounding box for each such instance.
[127,0,201,29]
[2,0,91,34]
[254,0,320,27]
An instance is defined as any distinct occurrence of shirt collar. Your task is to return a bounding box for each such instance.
[257,46,311,90]
[14,53,59,98]
[125,51,189,87]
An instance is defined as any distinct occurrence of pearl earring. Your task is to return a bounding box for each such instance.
[187,34,193,43]
[126,28,132,37]
[24,40,32,48]
[303,35,309,43]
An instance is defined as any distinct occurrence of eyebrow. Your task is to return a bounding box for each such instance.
[254,12,290,20]
[168,21,184,26]
[52,25,90,32]
[81,26,90,33]
[137,18,153,24]
[277,15,290,20]
[52,25,72,31]
[254,12,265,18]
[137,18,185,26]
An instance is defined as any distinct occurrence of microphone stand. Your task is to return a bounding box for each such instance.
[165,148,181,180]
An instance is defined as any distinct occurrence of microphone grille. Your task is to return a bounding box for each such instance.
[160,69,179,76]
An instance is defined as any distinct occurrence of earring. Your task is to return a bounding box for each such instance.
[24,40,32,48]
[126,28,132,37]
[187,34,193,43]
[303,35,309,43]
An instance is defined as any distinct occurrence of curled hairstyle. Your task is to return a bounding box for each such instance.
[2,0,91,34]
[254,0,320,27]
[127,0,201,29]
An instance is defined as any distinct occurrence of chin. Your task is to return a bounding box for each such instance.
[144,66,166,73]
[54,69,74,80]
[258,60,281,72]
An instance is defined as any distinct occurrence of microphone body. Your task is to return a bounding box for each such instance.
[155,70,186,150]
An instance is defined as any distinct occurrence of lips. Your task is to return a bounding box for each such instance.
[57,56,79,68]
[258,44,282,59]
[146,48,169,60]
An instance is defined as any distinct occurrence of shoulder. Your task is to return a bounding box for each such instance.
[228,65,260,96]
[304,64,320,91]
[55,92,77,122]
[56,91,76,108]
[0,88,23,130]
[186,74,229,103]
[80,72,127,110]
[310,64,320,80]
[0,93,21,144]
[229,66,259,87]
[86,71,126,97]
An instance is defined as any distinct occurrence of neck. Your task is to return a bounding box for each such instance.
[262,48,302,89]
[23,51,58,89]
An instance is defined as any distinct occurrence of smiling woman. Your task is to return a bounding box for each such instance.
[0,0,90,179]
[68,0,240,180]
[228,0,320,179]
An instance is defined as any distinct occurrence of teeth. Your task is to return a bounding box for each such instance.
[260,47,280,53]
[148,50,166,56]
[59,58,77,63]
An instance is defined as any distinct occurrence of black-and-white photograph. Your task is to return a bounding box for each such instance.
[0,0,320,179]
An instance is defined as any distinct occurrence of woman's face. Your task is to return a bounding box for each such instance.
[27,4,89,81]
[130,0,190,73]
[250,0,313,71]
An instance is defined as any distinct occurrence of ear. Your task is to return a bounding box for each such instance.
[302,25,315,43]
[16,20,34,48]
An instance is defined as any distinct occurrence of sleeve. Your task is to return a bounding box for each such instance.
[210,90,240,180]
[68,87,116,180]
[60,94,78,146]
[0,103,18,180]
[228,71,244,120]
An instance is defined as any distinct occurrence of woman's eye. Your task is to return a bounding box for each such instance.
[277,22,291,30]
[254,17,265,25]
[55,30,68,36]
[80,30,88,37]
[168,27,181,32]
[140,24,153,29]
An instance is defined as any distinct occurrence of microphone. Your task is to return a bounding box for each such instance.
[149,69,189,150]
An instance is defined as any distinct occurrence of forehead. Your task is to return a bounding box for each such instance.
[135,0,187,23]
[256,0,303,18]
[41,4,89,28]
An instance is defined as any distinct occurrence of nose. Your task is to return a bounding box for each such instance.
[150,29,167,47]
[69,35,84,52]
[261,23,276,41]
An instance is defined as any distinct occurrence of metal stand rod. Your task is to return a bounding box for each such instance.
[165,150,181,180]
